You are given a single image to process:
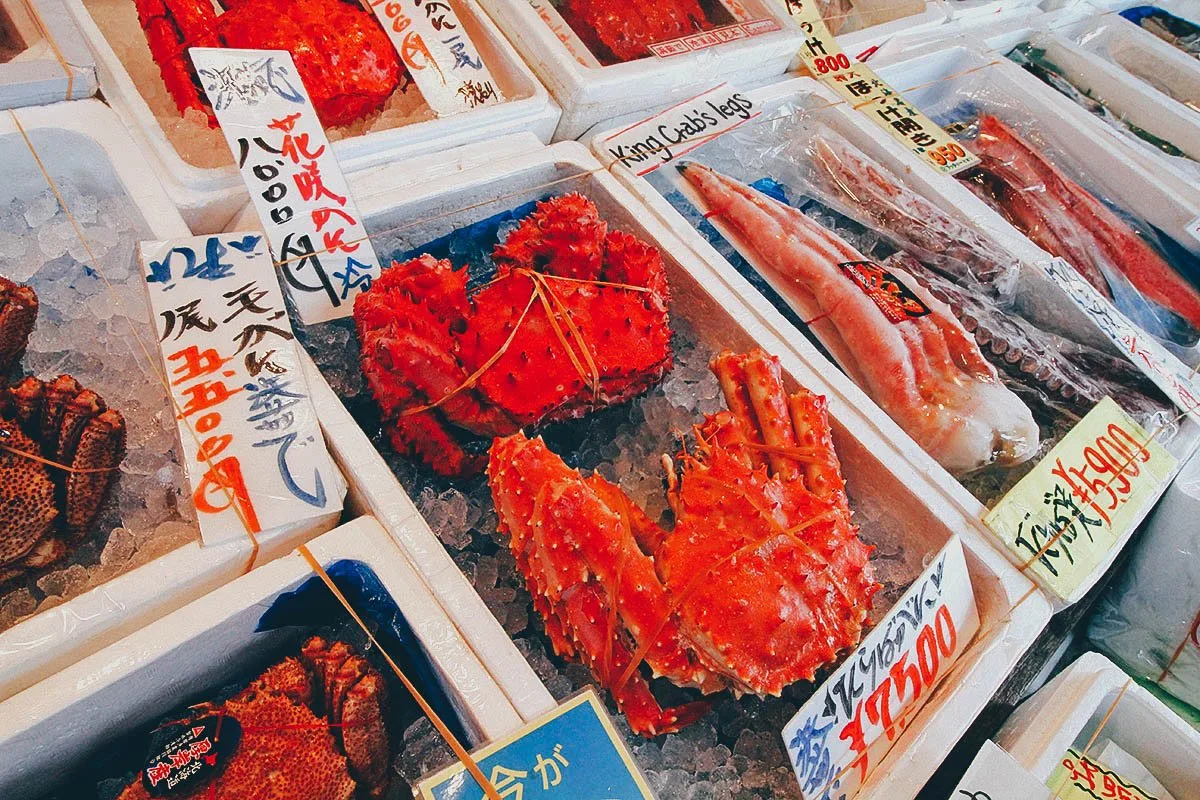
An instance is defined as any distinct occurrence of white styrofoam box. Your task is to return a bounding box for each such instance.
[835,0,950,61]
[995,652,1200,796]
[1088,448,1200,711]
[232,139,1051,798]
[0,0,96,108]
[869,6,1052,59]
[0,98,346,702]
[0,516,524,800]
[60,0,561,233]
[477,0,803,141]
[589,72,1200,608]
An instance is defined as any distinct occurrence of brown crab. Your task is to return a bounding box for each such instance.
[0,279,126,583]
[118,637,392,800]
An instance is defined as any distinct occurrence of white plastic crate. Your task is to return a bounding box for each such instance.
[0,0,96,108]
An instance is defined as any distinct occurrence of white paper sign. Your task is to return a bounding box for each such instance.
[190,48,382,325]
[782,536,980,800]
[366,0,503,114]
[139,232,342,546]
[602,83,759,176]
[1042,257,1200,423]
[951,741,1053,800]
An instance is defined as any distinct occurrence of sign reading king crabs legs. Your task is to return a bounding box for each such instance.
[139,232,341,547]
[782,536,979,800]
[190,48,382,325]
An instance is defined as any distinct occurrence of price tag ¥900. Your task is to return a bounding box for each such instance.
[190,47,382,325]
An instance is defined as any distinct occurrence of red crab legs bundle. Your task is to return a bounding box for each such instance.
[679,162,1040,476]
[963,114,1200,337]
[489,348,877,737]
[556,0,715,64]
[134,0,403,128]
[355,194,673,476]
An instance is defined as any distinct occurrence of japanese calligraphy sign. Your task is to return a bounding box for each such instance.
[782,536,979,800]
[602,83,759,176]
[417,689,652,800]
[951,740,1052,800]
[1042,258,1200,423]
[985,397,1177,601]
[367,0,503,115]
[777,0,980,176]
[1049,749,1160,800]
[190,48,382,325]
[139,232,342,546]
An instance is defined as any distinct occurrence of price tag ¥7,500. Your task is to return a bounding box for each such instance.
[190,47,382,325]
[985,397,1177,602]
[366,0,503,114]
[778,0,979,176]
[139,232,342,546]
[781,536,980,800]
[417,689,652,800]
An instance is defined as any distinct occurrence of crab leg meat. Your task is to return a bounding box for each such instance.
[680,162,1040,475]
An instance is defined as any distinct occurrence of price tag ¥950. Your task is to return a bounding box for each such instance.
[190,47,382,325]
[985,397,1178,602]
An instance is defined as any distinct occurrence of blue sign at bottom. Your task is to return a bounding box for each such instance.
[418,689,653,799]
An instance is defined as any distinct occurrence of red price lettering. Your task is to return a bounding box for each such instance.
[929,142,966,167]
[811,52,851,74]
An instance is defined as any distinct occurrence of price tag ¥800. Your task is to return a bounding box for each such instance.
[417,689,652,800]
[190,48,382,325]
[367,0,503,114]
[985,397,1177,602]
[139,232,342,546]
[781,536,979,800]
[777,0,979,176]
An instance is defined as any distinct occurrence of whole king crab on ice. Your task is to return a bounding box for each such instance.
[490,349,878,736]
[355,194,673,476]
[134,0,404,128]
[118,637,392,799]
[0,277,126,583]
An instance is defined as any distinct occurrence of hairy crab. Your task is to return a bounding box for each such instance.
[0,280,126,583]
[355,193,673,476]
[119,637,391,799]
[489,349,878,736]
[134,0,403,128]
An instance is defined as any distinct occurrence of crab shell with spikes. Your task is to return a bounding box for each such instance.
[118,637,391,800]
[354,193,673,477]
[488,349,878,737]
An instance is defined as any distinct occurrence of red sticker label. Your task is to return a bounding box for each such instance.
[838,261,931,324]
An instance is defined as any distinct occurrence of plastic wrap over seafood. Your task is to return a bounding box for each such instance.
[1122,5,1200,60]
[679,161,1039,475]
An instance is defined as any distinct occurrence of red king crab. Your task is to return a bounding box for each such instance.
[355,193,673,477]
[557,0,715,64]
[119,637,391,800]
[489,348,878,736]
[134,0,403,128]
[0,278,126,583]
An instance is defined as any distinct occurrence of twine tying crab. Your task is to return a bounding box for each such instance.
[355,194,673,476]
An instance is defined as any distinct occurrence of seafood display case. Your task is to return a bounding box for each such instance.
[0,516,523,800]
[0,98,345,703]
[60,0,561,232]
[593,58,1200,607]
[228,139,1051,798]
[0,0,96,107]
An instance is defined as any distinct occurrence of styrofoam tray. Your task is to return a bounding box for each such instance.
[61,0,561,233]
[589,70,1200,608]
[837,0,950,61]
[0,515,524,799]
[478,0,804,141]
[0,98,345,703]
[995,652,1200,796]
[230,139,1051,798]
[0,0,96,108]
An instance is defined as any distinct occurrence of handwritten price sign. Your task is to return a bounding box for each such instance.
[138,233,342,546]
[986,397,1177,601]
[777,0,979,176]
[951,740,1053,800]
[782,536,979,800]
[190,48,382,325]
[1049,749,1159,800]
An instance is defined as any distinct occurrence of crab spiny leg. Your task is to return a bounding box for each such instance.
[64,409,124,533]
[709,352,767,470]
[340,669,390,799]
[39,375,81,450]
[385,413,484,477]
[0,278,37,376]
[7,376,43,430]
[740,350,804,481]
[132,0,220,119]
[55,389,104,465]
[0,424,58,567]
[785,390,847,508]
